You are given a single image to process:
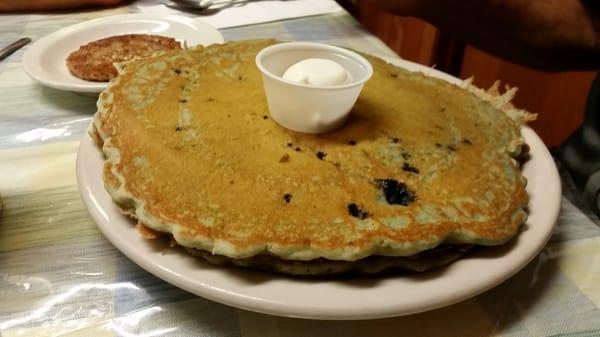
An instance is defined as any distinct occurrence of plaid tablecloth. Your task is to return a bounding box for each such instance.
[1,2,600,336]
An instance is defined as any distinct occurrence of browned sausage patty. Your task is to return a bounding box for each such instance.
[66,34,182,82]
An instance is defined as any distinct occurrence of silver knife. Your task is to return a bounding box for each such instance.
[0,37,32,62]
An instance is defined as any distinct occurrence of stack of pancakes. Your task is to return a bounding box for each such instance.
[91,40,533,275]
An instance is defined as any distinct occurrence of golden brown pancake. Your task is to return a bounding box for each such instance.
[92,39,533,274]
[187,245,472,275]
[66,34,181,82]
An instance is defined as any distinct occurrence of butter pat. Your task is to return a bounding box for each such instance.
[255,41,373,133]
[282,58,352,86]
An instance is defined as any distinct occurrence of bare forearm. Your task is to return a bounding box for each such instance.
[0,0,124,12]
[370,0,600,71]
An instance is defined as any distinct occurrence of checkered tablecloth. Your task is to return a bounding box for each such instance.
[1,1,600,336]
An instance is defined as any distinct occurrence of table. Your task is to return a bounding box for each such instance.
[1,2,600,336]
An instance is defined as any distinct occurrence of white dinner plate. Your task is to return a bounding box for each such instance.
[76,57,561,320]
[23,14,224,94]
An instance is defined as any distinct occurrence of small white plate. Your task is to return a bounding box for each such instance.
[77,58,561,320]
[23,14,224,94]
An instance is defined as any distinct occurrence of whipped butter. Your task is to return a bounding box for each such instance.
[282,58,352,86]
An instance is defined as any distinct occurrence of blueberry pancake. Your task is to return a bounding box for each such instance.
[91,39,534,275]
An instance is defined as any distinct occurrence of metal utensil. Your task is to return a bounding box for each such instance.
[168,0,214,9]
[165,0,237,10]
[0,37,31,62]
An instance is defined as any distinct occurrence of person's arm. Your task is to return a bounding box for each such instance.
[0,0,124,12]
[369,0,600,71]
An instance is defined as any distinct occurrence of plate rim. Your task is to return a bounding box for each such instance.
[22,13,224,94]
[76,56,561,320]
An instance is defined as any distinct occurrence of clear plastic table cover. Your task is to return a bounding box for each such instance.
[2,2,600,337]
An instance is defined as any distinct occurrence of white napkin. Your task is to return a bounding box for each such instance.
[138,0,343,29]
